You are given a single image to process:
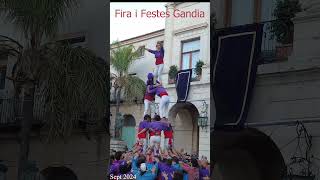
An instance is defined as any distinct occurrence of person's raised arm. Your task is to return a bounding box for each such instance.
[145,47,156,54]
[162,172,169,180]
[137,128,147,135]
[180,161,193,173]
[160,46,164,55]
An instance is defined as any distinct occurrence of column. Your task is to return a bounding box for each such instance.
[163,3,175,84]
[290,0,320,62]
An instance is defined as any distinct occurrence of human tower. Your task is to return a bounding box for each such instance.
[137,42,173,154]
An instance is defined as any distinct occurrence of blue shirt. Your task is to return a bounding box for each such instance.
[132,157,157,180]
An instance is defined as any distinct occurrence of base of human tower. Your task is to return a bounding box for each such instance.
[133,115,174,154]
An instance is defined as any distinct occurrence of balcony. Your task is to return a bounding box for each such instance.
[214,20,294,65]
[260,20,293,64]
[168,68,202,84]
[0,96,46,127]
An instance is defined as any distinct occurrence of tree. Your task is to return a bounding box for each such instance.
[110,42,145,137]
[0,0,108,179]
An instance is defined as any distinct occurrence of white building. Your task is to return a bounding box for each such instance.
[110,2,211,159]
[212,1,320,180]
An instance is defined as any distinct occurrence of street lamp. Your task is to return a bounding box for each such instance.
[197,116,208,129]
[197,101,208,130]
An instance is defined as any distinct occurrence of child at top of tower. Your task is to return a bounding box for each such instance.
[145,41,164,83]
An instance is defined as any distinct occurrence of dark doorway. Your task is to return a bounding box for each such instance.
[40,166,78,180]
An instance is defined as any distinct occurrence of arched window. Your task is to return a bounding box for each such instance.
[123,114,136,126]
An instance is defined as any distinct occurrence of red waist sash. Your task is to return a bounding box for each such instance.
[159,92,168,97]
[155,57,164,65]
[164,130,173,138]
[149,130,161,136]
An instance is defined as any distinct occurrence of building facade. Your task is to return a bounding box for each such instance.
[0,0,108,180]
[110,2,211,159]
[212,0,320,180]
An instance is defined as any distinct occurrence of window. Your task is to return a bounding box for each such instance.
[181,38,200,78]
[0,67,6,89]
[137,45,145,58]
[224,0,263,27]
[231,0,254,26]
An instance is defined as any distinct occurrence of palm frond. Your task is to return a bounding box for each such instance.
[110,44,140,74]
[0,35,23,57]
[123,75,146,102]
[38,43,108,139]
[0,0,79,42]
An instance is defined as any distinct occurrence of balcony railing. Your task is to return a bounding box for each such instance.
[0,96,47,126]
[214,20,294,64]
[168,68,201,84]
[260,20,293,64]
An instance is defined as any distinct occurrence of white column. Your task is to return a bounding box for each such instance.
[290,0,320,62]
[163,3,175,77]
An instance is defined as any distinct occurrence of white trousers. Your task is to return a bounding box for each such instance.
[164,138,173,149]
[144,99,155,116]
[160,130,165,151]
[153,64,164,83]
[159,95,170,118]
[141,138,147,153]
[149,135,161,147]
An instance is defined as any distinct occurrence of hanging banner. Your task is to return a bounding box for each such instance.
[176,69,192,102]
[212,24,264,129]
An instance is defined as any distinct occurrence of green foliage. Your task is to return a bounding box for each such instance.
[168,65,178,80]
[0,0,108,140]
[40,44,108,139]
[111,43,139,75]
[195,60,204,76]
[110,43,145,103]
[271,0,302,44]
[0,0,78,41]
[123,75,146,102]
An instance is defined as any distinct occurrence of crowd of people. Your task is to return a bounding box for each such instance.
[109,137,210,179]
[108,114,210,180]
[108,42,210,179]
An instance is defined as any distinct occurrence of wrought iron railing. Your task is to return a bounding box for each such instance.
[0,95,46,125]
[260,20,293,64]
[214,20,294,64]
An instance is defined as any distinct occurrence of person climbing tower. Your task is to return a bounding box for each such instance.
[144,73,156,116]
[145,41,164,84]
[148,81,170,120]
